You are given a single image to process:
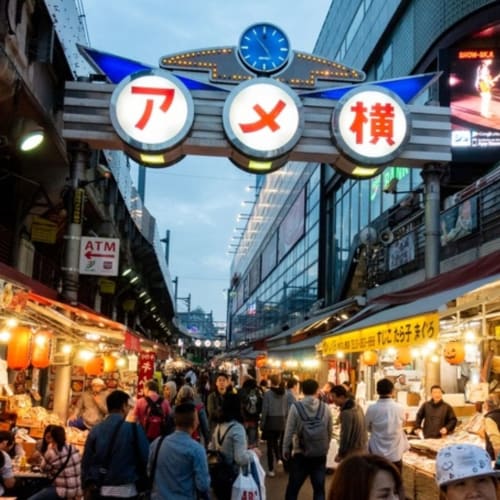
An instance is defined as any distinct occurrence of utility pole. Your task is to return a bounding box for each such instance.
[421,163,445,280]
[160,229,170,266]
[61,141,89,305]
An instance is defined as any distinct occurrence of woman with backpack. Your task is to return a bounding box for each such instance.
[209,393,258,500]
[260,373,287,477]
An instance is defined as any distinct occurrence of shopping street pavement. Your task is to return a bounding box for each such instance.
[256,443,334,499]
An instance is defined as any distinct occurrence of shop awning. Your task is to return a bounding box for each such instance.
[267,335,320,356]
[320,272,500,356]
[266,296,366,345]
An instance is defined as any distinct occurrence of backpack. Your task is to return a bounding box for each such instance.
[144,396,167,441]
[295,401,330,457]
[207,423,237,499]
[244,388,261,416]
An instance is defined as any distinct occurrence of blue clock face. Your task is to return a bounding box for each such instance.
[238,23,290,74]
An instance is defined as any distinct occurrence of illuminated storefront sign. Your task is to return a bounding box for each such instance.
[321,312,438,355]
[332,85,411,166]
[222,78,303,172]
[109,68,194,153]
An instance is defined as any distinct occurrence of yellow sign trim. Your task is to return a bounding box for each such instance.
[321,312,439,356]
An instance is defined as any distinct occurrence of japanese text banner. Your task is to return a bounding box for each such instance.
[321,312,439,356]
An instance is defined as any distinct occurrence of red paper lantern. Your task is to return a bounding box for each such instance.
[84,357,104,376]
[7,326,32,370]
[103,355,117,373]
[31,331,52,369]
[362,350,378,366]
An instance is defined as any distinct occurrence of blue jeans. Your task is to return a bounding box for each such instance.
[27,485,61,500]
[285,453,326,500]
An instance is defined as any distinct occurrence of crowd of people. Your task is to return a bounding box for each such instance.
[0,369,498,499]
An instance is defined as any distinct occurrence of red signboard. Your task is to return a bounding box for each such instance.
[124,331,141,352]
[137,350,156,397]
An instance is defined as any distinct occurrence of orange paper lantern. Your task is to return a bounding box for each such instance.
[84,357,104,376]
[7,326,32,370]
[103,355,117,373]
[395,347,412,367]
[443,341,465,365]
[362,350,378,366]
[31,331,52,369]
[256,355,267,368]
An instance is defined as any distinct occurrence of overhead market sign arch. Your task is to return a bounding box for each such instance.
[66,22,451,176]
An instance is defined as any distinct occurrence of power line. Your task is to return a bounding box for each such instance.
[179,277,229,281]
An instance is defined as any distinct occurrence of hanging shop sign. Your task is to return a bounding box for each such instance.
[137,350,156,396]
[31,216,58,244]
[79,236,120,276]
[67,26,450,176]
[222,77,303,172]
[321,312,438,356]
[109,68,194,166]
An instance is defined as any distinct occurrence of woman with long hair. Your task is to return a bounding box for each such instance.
[209,392,258,500]
[328,454,404,500]
[27,425,82,500]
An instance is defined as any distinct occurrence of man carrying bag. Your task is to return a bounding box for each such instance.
[82,390,149,499]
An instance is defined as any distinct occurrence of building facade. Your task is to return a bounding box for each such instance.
[227,0,500,362]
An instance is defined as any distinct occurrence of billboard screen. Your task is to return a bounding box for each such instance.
[446,48,500,160]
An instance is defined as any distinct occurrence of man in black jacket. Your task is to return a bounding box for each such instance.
[331,384,367,461]
[414,385,457,438]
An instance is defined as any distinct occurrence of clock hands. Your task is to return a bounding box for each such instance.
[255,35,271,58]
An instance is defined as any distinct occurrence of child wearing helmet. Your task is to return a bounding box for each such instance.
[435,443,499,499]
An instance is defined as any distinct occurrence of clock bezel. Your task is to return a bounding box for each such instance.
[237,22,291,75]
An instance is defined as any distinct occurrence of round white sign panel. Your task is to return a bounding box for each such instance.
[111,70,192,151]
[225,79,301,158]
[334,87,410,164]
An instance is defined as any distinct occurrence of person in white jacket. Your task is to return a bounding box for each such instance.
[365,378,409,472]
[282,379,332,500]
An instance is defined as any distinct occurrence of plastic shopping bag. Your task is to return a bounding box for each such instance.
[231,469,260,500]
[249,449,266,500]
[326,438,338,469]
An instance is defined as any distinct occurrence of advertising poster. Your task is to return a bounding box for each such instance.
[447,48,500,155]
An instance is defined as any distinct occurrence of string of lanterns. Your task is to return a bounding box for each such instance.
[0,323,142,374]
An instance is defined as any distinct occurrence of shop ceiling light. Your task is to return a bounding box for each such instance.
[5,318,18,328]
[16,118,45,152]
[0,329,11,343]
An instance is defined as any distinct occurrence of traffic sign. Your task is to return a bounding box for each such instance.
[79,237,120,276]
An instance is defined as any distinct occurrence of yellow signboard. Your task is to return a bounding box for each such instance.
[31,216,58,244]
[321,312,439,356]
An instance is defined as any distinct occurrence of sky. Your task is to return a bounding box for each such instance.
[81,0,332,322]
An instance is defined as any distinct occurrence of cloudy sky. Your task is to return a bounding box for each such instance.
[81,0,332,322]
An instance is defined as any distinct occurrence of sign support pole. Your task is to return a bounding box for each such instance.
[421,163,446,280]
[61,141,89,305]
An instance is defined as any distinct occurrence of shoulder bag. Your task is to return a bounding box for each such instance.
[83,419,124,500]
